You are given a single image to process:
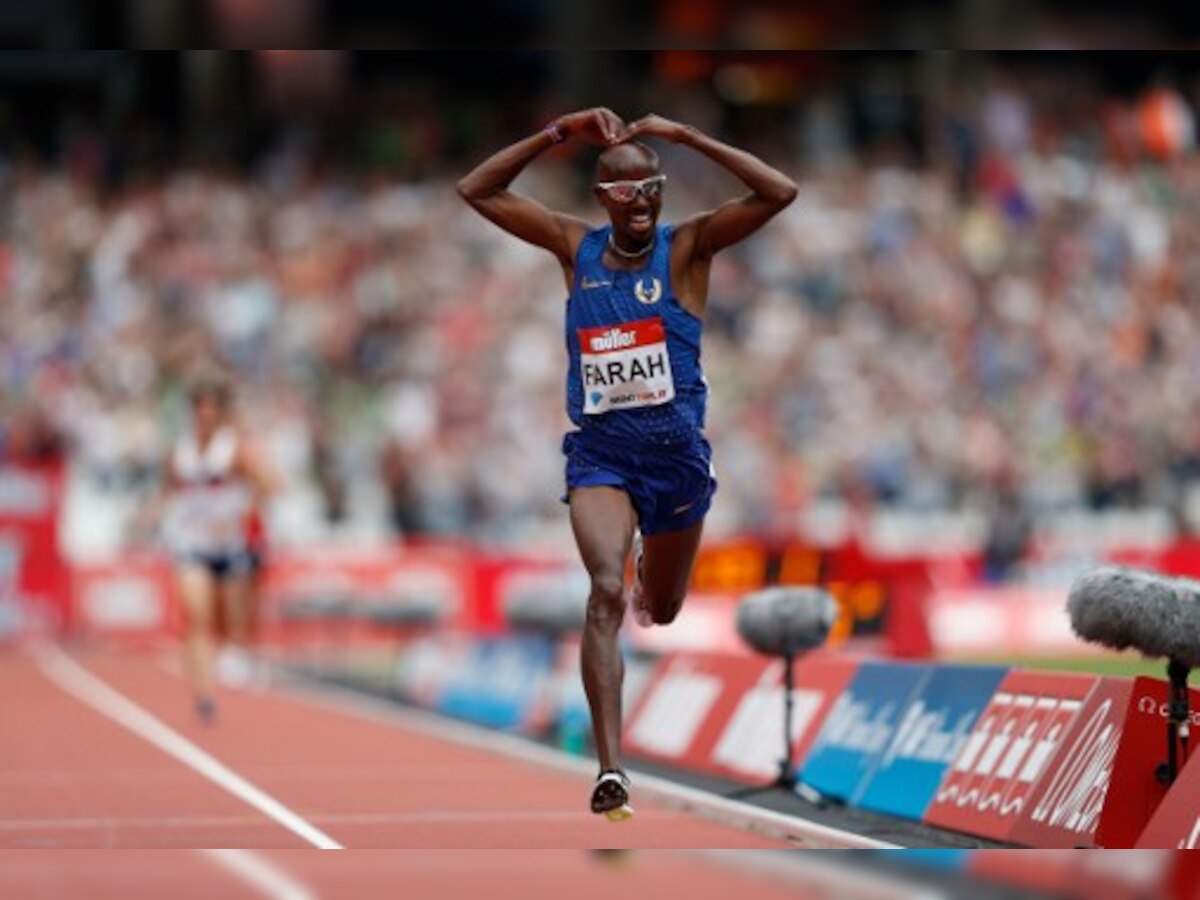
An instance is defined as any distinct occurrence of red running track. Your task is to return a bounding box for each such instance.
[0,849,848,900]
[0,647,811,852]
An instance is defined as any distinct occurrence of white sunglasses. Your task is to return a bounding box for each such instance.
[595,174,666,203]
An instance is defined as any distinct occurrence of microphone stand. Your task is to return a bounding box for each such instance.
[1157,658,1192,785]
[728,643,827,807]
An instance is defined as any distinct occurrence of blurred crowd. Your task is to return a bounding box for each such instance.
[5,73,1200,559]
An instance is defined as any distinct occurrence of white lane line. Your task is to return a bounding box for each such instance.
[269,672,900,850]
[33,644,344,850]
[197,850,316,900]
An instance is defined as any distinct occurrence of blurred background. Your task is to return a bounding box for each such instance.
[5,33,1200,659]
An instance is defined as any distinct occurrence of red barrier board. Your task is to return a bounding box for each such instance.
[71,555,177,639]
[623,653,775,772]
[1167,853,1200,898]
[924,670,1096,841]
[0,462,67,631]
[1137,726,1200,848]
[926,586,1088,657]
[1070,851,1190,900]
[1095,677,1200,848]
[967,851,1076,894]
[1008,676,1132,848]
[262,544,472,628]
[970,851,1184,899]
[708,653,861,782]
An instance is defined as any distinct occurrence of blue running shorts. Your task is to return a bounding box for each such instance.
[562,430,717,535]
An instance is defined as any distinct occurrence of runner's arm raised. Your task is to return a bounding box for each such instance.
[457,108,624,265]
[620,114,797,259]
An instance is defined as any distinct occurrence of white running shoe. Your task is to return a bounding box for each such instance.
[216,647,255,688]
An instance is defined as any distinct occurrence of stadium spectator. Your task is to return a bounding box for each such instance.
[7,72,1200,567]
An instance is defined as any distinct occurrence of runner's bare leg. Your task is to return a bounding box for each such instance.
[177,565,216,701]
[639,520,705,625]
[570,486,637,772]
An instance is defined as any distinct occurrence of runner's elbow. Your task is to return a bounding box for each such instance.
[457,176,494,204]
[771,179,799,208]
[456,177,477,202]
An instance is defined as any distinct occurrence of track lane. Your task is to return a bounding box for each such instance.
[66,649,796,849]
[0,654,308,849]
[0,849,845,900]
[0,851,266,900]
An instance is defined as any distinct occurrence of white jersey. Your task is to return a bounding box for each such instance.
[164,426,252,558]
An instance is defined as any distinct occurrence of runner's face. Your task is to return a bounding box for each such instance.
[595,159,662,246]
[192,394,225,434]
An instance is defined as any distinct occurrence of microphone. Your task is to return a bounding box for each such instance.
[1068,565,1200,784]
[736,586,838,658]
[735,585,839,799]
[1067,566,1200,668]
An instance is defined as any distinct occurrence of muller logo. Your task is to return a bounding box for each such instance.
[588,327,638,352]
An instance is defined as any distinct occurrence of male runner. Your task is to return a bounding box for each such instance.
[458,108,797,819]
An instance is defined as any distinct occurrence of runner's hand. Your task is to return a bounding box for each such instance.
[557,108,624,146]
[621,114,691,143]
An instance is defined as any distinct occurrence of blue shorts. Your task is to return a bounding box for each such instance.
[562,430,717,536]
[174,550,253,581]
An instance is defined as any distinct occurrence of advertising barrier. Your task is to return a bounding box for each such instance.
[853,664,1009,820]
[926,586,1085,657]
[1137,750,1200,848]
[623,653,774,768]
[265,544,470,629]
[525,638,657,754]
[434,634,556,730]
[71,555,176,639]
[710,653,861,783]
[0,462,67,635]
[1093,677,1200,848]
[970,849,1191,898]
[799,661,932,803]
[393,632,476,707]
[623,651,863,784]
[923,670,1097,841]
[966,851,1078,895]
[1008,676,1132,848]
[1002,675,1200,848]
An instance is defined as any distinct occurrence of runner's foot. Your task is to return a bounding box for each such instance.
[590,770,634,822]
[195,695,217,724]
[629,531,652,628]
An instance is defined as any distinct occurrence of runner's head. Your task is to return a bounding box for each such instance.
[187,366,234,436]
[594,142,663,248]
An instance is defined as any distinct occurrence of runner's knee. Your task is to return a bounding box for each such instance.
[586,571,626,630]
[649,590,685,626]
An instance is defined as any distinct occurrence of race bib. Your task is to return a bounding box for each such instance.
[579,318,676,415]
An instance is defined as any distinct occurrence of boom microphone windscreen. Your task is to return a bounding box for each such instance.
[1067,566,1200,668]
[737,586,838,657]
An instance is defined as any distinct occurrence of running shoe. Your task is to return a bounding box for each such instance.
[590,769,634,822]
[195,695,217,724]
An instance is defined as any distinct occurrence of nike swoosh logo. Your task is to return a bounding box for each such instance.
[581,278,612,290]
[672,500,696,515]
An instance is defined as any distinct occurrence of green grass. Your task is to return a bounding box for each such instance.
[951,653,1200,684]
